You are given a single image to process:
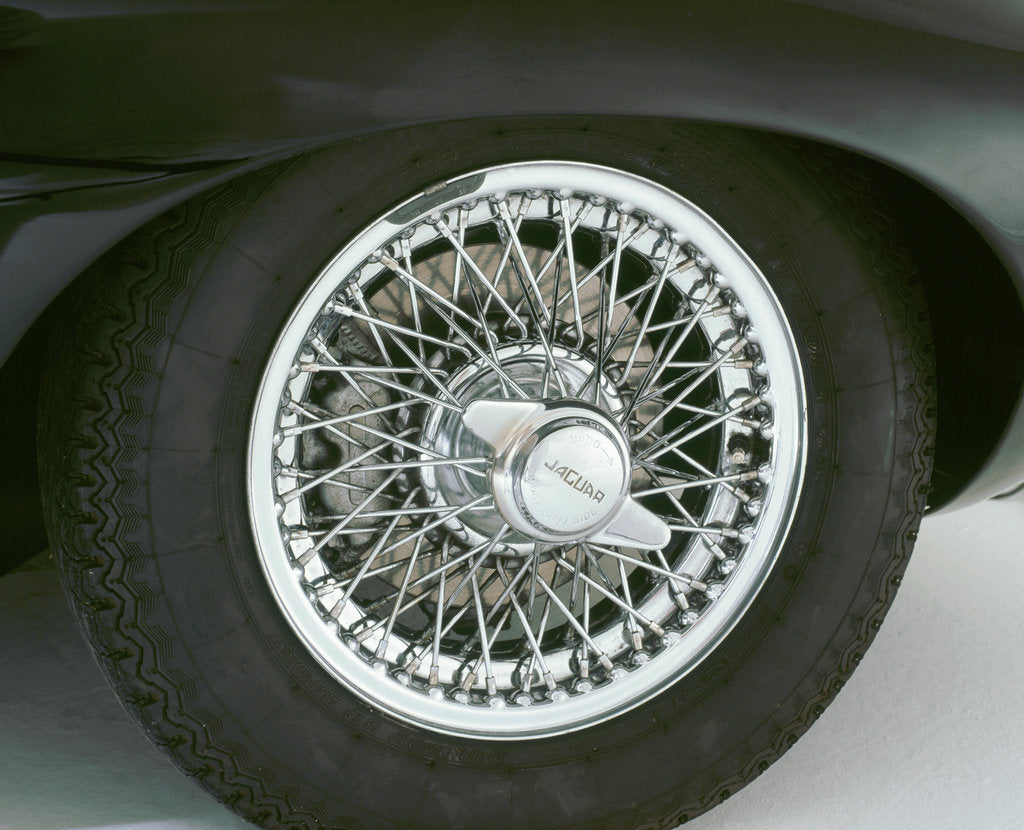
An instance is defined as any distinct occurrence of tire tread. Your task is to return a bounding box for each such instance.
[39,128,936,830]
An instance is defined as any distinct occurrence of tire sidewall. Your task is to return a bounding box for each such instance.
[141,121,911,827]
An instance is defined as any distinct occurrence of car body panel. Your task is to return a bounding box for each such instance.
[2,0,1023,507]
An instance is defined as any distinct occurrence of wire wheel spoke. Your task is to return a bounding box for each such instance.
[251,161,804,738]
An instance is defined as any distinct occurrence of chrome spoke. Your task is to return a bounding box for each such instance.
[434,216,529,337]
[586,544,694,590]
[635,342,751,440]
[334,304,467,356]
[324,367,458,413]
[641,447,754,506]
[622,285,722,427]
[253,162,802,737]
[494,560,557,692]
[278,422,419,503]
[558,197,586,344]
[321,483,416,594]
[283,398,429,436]
[376,249,484,332]
[621,248,680,378]
[638,394,762,462]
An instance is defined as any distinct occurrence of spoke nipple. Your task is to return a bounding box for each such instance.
[599,654,615,672]
[705,582,725,600]
[404,656,422,674]
[429,665,440,686]
[648,622,665,638]
[543,671,557,691]
[486,677,497,696]
[575,652,590,679]
[461,673,477,693]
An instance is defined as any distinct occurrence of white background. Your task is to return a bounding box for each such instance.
[1,491,1022,830]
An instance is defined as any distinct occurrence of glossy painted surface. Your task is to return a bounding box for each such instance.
[2,0,1023,505]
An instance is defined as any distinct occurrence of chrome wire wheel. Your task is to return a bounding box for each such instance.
[248,161,806,738]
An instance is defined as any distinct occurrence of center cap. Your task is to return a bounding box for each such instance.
[520,422,625,536]
[462,399,671,550]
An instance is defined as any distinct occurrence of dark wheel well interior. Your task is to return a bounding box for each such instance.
[863,157,1024,507]
[2,120,1022,572]
[769,132,1024,509]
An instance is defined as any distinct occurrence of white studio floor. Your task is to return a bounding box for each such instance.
[2,490,1022,830]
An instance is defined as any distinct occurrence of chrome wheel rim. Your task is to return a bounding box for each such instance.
[248,162,806,738]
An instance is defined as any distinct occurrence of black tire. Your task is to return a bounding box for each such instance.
[40,120,934,829]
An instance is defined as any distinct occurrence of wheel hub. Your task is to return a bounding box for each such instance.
[475,400,630,542]
[464,399,670,549]
[519,420,624,536]
[418,344,625,552]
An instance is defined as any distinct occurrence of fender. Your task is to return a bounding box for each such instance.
[2,0,1023,505]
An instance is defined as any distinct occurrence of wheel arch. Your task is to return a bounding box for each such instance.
[4,118,1022,573]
